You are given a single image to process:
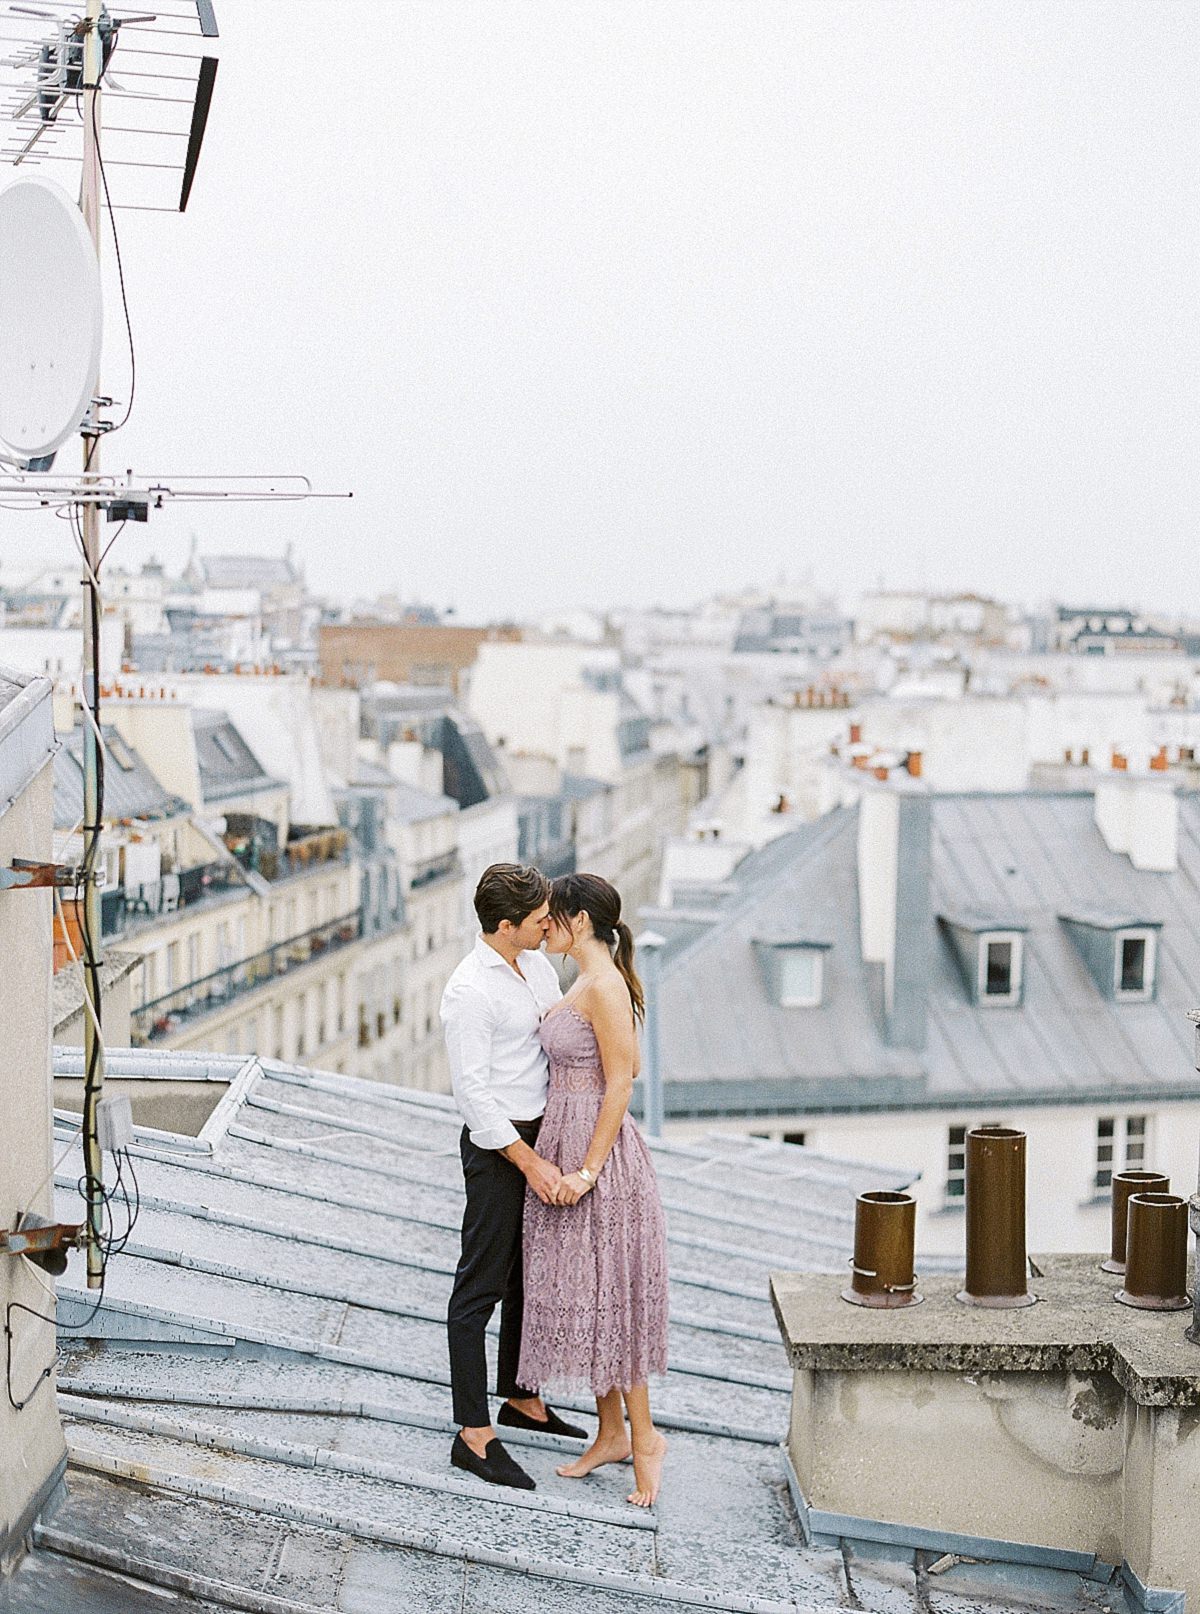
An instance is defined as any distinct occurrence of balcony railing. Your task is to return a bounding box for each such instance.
[408,849,460,890]
[230,826,350,883]
[131,908,362,1046]
[102,860,243,940]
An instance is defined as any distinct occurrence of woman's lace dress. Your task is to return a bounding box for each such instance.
[518,1005,669,1397]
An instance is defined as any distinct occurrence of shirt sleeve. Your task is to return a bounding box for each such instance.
[440,980,520,1151]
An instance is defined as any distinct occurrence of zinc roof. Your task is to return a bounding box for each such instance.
[655,794,1200,1114]
[24,1047,1098,1613]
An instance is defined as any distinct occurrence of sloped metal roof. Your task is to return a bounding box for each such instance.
[655,794,1200,1112]
[53,725,191,828]
[191,707,281,803]
[24,1047,1099,1614]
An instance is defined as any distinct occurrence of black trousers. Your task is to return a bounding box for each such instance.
[447,1117,540,1429]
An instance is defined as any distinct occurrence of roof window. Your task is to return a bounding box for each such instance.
[1059,912,1161,1003]
[753,938,831,1009]
[938,910,1028,1007]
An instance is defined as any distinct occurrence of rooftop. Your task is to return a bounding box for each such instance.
[654,793,1200,1114]
[192,707,282,803]
[53,725,190,829]
[8,1047,1108,1612]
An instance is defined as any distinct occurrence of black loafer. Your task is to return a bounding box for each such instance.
[450,1433,536,1490]
[497,1401,588,1440]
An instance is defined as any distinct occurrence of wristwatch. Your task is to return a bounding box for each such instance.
[577,1166,595,1185]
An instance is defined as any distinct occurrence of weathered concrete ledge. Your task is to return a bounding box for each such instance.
[772,1253,1199,1407]
[771,1254,1199,1611]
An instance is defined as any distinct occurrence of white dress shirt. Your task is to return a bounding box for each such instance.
[440,934,563,1151]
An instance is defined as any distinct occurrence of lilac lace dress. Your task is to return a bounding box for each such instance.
[518,1005,669,1397]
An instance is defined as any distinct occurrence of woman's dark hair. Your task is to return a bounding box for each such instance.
[474,863,549,934]
[549,872,644,1024]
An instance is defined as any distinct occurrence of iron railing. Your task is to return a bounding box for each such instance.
[131,908,362,1046]
[408,849,460,890]
[102,860,243,940]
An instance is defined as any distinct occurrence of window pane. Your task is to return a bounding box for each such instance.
[950,1126,966,1145]
[984,941,1013,996]
[1097,1168,1112,1189]
[783,1130,807,1146]
[1126,1115,1146,1137]
[1120,936,1146,993]
[779,949,820,1005]
[946,1178,964,1198]
[1098,1118,1114,1138]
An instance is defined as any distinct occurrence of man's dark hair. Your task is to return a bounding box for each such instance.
[474,863,549,934]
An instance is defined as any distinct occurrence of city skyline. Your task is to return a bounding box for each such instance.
[3,1,1195,623]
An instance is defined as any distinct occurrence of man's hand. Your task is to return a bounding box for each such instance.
[501,1138,562,1205]
[523,1151,563,1205]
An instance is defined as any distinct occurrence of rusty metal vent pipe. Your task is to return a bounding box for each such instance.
[841,1190,923,1309]
[1115,1192,1191,1311]
[956,1126,1037,1308]
[1101,1169,1169,1275]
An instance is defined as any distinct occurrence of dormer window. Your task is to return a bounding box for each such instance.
[1115,930,1156,1000]
[779,947,823,1007]
[1060,912,1161,1003]
[753,938,831,1008]
[938,910,1028,1007]
[979,933,1023,1004]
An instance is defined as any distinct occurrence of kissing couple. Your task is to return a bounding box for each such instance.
[441,863,669,1507]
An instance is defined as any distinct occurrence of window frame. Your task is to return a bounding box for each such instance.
[1113,929,1156,1001]
[945,1120,1002,1206]
[1095,1113,1150,1193]
[777,946,824,1009]
[976,931,1023,1006]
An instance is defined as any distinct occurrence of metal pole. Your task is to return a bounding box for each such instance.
[637,931,666,1139]
[80,0,106,1288]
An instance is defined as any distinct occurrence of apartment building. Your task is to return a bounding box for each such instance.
[650,764,1200,1256]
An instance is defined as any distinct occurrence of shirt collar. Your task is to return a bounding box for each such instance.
[474,934,516,970]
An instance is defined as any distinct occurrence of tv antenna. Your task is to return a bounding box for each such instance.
[0,0,347,1290]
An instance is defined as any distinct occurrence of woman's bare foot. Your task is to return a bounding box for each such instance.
[626,1433,667,1507]
[555,1430,632,1478]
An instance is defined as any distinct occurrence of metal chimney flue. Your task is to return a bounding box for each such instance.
[956,1127,1037,1308]
[1101,1170,1169,1275]
[841,1191,923,1309]
[1116,1193,1190,1311]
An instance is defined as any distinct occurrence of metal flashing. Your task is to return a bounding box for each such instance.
[781,1445,1112,1576]
[0,669,54,822]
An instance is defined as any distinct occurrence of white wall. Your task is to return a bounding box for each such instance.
[0,726,65,1554]
[669,1098,1200,1258]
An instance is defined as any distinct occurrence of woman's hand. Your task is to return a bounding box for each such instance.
[554,1171,595,1206]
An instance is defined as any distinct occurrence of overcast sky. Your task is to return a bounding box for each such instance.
[7,1,1197,621]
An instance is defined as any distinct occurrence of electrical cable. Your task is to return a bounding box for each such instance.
[88,40,137,436]
[4,10,146,1419]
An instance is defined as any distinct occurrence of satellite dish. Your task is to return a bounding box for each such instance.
[0,175,102,461]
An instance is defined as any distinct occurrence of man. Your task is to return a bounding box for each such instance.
[441,862,587,1490]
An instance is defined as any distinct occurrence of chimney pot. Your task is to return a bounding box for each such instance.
[1150,747,1169,773]
[873,764,890,781]
[1111,749,1128,771]
[906,750,923,779]
[849,722,863,745]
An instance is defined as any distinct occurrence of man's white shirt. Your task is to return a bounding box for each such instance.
[440,934,563,1151]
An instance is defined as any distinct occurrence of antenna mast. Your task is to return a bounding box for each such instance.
[79,0,105,1290]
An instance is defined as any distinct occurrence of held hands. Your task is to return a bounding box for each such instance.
[553,1170,595,1207]
[522,1152,563,1205]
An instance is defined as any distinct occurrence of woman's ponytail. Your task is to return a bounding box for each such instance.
[613,919,645,1025]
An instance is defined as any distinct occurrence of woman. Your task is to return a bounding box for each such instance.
[517,872,670,1507]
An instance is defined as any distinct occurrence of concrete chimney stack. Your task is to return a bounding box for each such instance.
[857,776,931,1050]
[1094,774,1178,873]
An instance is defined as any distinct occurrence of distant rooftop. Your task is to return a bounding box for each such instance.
[192,708,282,803]
[53,726,190,829]
[654,793,1200,1114]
